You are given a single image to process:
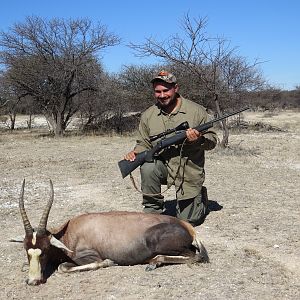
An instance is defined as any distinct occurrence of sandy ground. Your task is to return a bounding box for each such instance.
[0,110,299,299]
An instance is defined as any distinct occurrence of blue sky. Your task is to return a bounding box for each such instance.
[1,0,299,90]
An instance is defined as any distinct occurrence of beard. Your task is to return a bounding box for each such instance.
[157,94,178,110]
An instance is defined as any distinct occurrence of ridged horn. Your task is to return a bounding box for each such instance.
[37,180,54,236]
[19,179,33,236]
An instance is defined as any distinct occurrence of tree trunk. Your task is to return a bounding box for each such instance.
[9,113,16,130]
[53,116,64,136]
[44,113,64,136]
[27,114,33,129]
[214,94,229,148]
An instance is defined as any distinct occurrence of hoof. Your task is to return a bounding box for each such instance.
[57,262,72,273]
[145,264,157,271]
[57,265,65,273]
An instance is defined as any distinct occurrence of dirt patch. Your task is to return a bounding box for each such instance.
[0,110,299,299]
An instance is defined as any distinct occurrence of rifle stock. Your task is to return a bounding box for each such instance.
[118,146,160,178]
[118,151,147,178]
[118,107,249,178]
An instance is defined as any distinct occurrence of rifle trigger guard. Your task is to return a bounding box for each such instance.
[145,151,155,163]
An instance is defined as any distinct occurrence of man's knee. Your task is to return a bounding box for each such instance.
[140,161,167,214]
[140,161,167,182]
[140,162,157,178]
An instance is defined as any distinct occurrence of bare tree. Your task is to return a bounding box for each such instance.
[129,14,265,147]
[0,16,120,136]
[79,72,116,131]
[118,65,157,109]
[0,72,29,130]
[80,71,144,134]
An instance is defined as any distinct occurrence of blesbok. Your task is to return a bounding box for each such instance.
[14,179,209,285]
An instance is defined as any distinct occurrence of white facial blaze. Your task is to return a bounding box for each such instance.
[32,232,37,245]
[27,248,42,284]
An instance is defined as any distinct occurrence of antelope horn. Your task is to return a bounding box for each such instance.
[37,180,54,236]
[19,179,33,236]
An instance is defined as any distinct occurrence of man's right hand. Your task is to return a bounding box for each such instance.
[124,150,137,161]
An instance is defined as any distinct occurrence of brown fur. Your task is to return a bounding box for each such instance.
[18,182,208,285]
[22,211,208,285]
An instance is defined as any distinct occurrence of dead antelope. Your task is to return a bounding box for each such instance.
[15,179,209,285]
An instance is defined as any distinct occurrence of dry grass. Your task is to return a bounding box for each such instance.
[0,109,299,299]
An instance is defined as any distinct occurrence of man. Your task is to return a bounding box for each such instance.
[124,71,217,226]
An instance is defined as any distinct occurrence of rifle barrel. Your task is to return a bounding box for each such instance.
[211,107,249,124]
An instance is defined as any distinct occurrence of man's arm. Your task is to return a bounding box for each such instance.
[133,113,152,153]
[124,114,151,161]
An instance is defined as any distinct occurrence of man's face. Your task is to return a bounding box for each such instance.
[153,81,178,108]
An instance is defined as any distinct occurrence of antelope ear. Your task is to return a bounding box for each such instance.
[9,236,25,243]
[49,236,73,253]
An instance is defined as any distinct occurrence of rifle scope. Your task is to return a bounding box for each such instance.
[149,121,190,142]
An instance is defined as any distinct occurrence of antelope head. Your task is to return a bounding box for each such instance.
[19,179,71,285]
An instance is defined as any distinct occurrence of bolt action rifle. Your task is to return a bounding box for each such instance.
[118,107,249,178]
[149,121,190,142]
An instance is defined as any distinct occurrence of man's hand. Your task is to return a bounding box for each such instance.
[186,128,202,143]
[124,150,137,161]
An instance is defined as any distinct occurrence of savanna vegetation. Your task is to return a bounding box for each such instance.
[0,15,299,145]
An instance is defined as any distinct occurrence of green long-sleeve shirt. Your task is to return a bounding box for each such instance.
[134,96,218,200]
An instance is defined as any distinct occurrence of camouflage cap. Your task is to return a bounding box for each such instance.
[151,70,177,84]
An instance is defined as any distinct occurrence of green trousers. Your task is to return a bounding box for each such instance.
[140,161,208,226]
